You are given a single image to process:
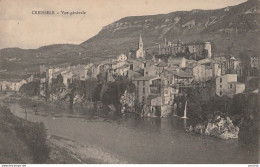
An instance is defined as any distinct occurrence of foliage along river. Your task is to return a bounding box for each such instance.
[8,103,258,164]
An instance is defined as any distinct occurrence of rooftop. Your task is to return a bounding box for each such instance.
[134,76,159,81]
[116,64,129,69]
[156,62,168,67]
[173,70,193,78]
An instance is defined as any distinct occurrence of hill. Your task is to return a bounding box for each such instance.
[80,0,260,57]
[0,44,90,79]
[0,0,259,79]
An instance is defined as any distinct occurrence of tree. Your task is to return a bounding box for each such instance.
[84,78,98,101]
[19,81,40,96]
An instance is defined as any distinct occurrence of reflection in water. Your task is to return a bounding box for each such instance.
[8,103,259,164]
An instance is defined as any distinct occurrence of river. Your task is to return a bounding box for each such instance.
[8,103,258,164]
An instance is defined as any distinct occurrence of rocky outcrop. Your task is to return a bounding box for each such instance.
[187,116,239,139]
[108,104,116,112]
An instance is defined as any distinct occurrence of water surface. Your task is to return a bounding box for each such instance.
[9,103,258,164]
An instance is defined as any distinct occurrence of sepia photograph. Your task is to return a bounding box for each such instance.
[0,0,259,165]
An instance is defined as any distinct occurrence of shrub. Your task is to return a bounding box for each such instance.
[0,105,50,163]
[19,81,40,96]
[15,122,50,163]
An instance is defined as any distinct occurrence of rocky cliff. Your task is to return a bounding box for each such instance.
[1,0,259,79]
[81,0,260,57]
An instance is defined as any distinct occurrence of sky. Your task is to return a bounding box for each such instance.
[0,0,247,49]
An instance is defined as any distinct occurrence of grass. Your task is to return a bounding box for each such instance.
[0,105,50,163]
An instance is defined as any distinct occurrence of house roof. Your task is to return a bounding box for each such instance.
[53,68,68,77]
[134,76,159,81]
[104,61,118,65]
[173,70,193,78]
[228,81,244,85]
[116,64,129,69]
[186,60,198,68]
[165,66,179,72]
[164,68,192,78]
[0,78,23,82]
[198,58,214,65]
[156,62,168,67]
[251,89,259,94]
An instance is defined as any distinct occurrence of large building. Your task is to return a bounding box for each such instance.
[159,40,212,59]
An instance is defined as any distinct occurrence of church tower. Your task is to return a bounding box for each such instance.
[136,34,145,59]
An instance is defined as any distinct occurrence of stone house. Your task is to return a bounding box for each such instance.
[214,57,227,75]
[128,59,145,72]
[133,76,162,104]
[250,56,260,69]
[192,59,217,82]
[114,64,130,76]
[216,74,245,98]
[60,71,73,87]
[168,57,186,68]
[127,70,143,80]
[144,61,168,77]
[0,79,27,92]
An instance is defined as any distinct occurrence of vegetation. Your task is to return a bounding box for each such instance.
[0,105,50,163]
[184,81,259,143]
[92,75,135,113]
[19,80,40,96]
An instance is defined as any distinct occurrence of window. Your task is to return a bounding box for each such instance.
[230,84,232,88]
[143,81,145,86]
[220,85,222,88]
[143,87,145,93]
[220,78,222,83]
[220,91,222,96]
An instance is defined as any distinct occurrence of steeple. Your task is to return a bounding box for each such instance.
[139,34,143,49]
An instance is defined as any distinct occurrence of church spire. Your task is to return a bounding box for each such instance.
[139,34,143,44]
[139,34,143,49]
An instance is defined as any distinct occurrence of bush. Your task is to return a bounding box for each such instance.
[19,81,40,96]
[15,122,50,163]
[0,106,50,163]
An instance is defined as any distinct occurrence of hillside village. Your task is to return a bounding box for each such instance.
[0,0,260,164]
[1,34,259,119]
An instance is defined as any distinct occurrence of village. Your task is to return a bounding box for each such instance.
[1,35,259,118]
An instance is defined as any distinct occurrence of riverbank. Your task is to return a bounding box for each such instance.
[0,104,96,164]
[48,135,129,164]
[0,100,130,164]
